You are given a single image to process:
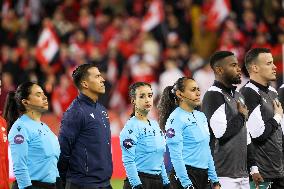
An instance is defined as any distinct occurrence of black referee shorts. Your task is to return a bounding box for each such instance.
[170,165,212,189]
[123,172,164,189]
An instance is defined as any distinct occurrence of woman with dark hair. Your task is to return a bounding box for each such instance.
[4,82,60,189]
[120,82,170,189]
[158,77,220,189]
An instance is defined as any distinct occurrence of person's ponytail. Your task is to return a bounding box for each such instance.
[157,86,177,131]
[3,91,19,133]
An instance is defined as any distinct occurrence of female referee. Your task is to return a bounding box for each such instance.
[120,82,170,189]
[158,77,221,189]
[4,82,61,189]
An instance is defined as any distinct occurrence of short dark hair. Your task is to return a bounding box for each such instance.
[209,51,234,69]
[72,64,97,89]
[245,48,271,71]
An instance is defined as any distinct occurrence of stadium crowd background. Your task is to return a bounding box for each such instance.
[0,0,284,137]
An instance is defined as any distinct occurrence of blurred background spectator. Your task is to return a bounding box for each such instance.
[0,0,284,135]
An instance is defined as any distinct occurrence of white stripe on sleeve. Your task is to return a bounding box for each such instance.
[209,103,227,138]
[246,105,265,138]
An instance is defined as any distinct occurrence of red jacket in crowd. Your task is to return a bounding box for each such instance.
[0,116,9,189]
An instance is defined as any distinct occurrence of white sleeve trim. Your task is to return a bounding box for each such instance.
[246,105,265,138]
[209,103,227,138]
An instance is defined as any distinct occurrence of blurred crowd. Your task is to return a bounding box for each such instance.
[1,0,284,135]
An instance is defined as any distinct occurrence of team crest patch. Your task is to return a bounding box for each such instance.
[123,139,134,149]
[14,135,24,144]
[166,128,175,138]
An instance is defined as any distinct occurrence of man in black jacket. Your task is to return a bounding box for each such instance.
[240,48,284,189]
[58,64,113,189]
[202,51,263,189]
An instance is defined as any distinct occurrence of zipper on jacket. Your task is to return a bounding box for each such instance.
[84,147,89,174]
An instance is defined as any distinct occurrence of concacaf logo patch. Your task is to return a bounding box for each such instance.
[14,135,24,144]
[166,128,175,138]
[123,138,134,149]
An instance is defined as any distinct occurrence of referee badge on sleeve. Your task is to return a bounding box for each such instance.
[14,135,24,144]
[166,128,175,138]
[123,138,134,149]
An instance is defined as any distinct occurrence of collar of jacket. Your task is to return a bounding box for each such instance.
[250,79,269,93]
[78,93,98,107]
[213,80,237,95]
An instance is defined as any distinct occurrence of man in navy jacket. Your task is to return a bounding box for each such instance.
[58,64,113,189]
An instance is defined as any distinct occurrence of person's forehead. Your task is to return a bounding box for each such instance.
[184,79,197,89]
[30,85,44,94]
[136,86,152,92]
[258,52,273,60]
[223,55,238,64]
[88,67,100,75]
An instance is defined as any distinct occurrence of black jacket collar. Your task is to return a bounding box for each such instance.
[250,80,269,93]
[213,80,237,96]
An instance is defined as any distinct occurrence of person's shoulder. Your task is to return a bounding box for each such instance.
[120,117,139,138]
[149,119,158,125]
[203,86,224,100]
[148,119,160,128]
[167,107,186,124]
[240,82,259,95]
[8,117,28,139]
[63,99,84,117]
[168,107,180,119]
[194,110,206,118]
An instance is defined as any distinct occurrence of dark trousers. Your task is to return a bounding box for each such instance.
[169,165,211,189]
[65,181,112,189]
[123,172,163,189]
[12,179,63,189]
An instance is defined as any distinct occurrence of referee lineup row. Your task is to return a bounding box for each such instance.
[1,47,284,189]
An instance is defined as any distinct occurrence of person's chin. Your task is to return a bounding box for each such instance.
[270,75,277,81]
[99,89,106,94]
[232,78,242,84]
[192,101,201,107]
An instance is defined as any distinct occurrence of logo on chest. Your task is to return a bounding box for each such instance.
[90,113,95,119]
[262,97,267,103]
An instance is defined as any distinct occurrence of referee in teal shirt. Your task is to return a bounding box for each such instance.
[4,82,60,189]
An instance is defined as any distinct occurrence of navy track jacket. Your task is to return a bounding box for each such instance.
[58,93,113,187]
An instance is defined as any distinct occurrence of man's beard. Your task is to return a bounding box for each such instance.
[224,74,241,85]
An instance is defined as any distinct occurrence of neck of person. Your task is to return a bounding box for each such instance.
[81,90,99,102]
[250,75,269,86]
[179,102,194,113]
[135,110,148,122]
[25,110,42,122]
[216,77,233,88]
